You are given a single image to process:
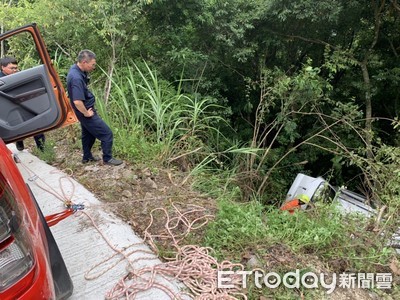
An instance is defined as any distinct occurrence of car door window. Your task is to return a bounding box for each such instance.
[0,25,76,143]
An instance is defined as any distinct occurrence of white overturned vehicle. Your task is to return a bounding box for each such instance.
[284,173,400,254]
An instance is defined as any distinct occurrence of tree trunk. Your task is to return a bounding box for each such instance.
[360,61,373,160]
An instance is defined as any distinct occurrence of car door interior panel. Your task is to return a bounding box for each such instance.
[0,65,59,140]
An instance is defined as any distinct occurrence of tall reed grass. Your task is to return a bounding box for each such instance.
[98,60,243,165]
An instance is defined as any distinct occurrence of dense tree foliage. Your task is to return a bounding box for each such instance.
[1,0,400,202]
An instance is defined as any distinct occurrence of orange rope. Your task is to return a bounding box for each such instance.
[17,158,246,299]
[104,202,246,300]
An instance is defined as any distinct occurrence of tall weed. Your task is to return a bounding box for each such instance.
[100,60,234,165]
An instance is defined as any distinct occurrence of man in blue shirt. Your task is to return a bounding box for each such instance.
[0,56,46,151]
[66,50,122,166]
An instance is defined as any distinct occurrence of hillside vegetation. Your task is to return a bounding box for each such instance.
[3,0,400,298]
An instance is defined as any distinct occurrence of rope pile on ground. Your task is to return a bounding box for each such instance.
[19,160,247,299]
[105,201,247,300]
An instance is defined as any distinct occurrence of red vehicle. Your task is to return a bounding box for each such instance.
[0,24,76,299]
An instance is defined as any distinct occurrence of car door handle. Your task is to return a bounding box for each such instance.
[0,87,46,104]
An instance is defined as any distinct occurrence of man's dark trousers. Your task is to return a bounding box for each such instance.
[78,112,113,162]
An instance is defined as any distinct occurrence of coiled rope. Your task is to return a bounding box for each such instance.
[18,158,247,299]
[105,203,246,299]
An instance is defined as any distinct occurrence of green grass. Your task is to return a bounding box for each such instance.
[200,197,397,298]
[33,139,56,164]
[96,59,397,275]
[204,198,395,269]
[204,198,268,257]
[56,59,399,299]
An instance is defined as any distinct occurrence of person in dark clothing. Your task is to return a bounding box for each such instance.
[0,56,45,151]
[66,50,122,166]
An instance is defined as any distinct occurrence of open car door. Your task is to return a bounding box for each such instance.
[0,23,76,143]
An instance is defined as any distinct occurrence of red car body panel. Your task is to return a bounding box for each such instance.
[0,141,56,300]
[0,23,75,299]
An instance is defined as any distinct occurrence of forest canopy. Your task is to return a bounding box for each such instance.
[1,0,400,203]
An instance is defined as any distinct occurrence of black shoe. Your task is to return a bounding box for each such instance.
[16,141,25,151]
[82,156,101,164]
[104,158,123,166]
